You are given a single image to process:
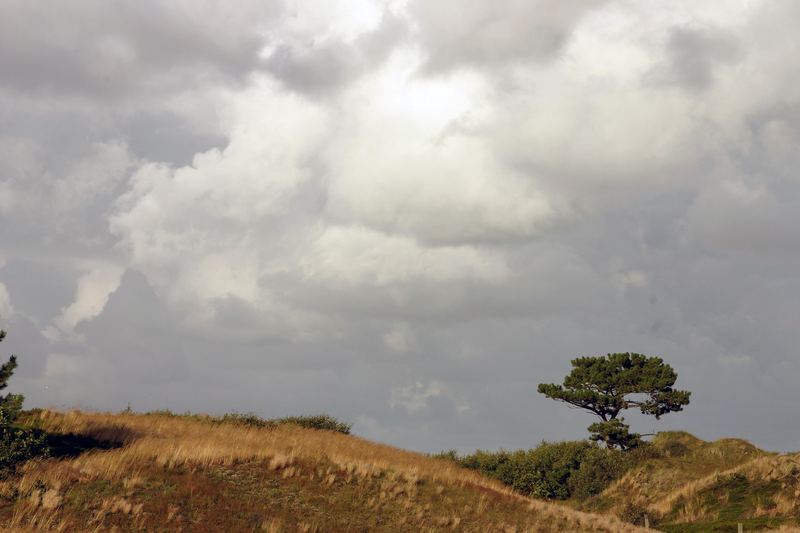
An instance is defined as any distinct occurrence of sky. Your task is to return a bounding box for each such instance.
[1,0,800,453]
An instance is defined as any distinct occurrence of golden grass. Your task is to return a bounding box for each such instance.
[587,433,771,520]
[648,452,800,519]
[0,410,652,532]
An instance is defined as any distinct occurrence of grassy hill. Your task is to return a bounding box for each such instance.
[0,410,649,532]
[578,431,800,532]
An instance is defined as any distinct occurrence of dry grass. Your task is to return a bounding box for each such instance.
[648,452,800,520]
[0,410,652,532]
[578,432,800,530]
[587,434,768,515]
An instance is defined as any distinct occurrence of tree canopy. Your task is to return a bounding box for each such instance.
[538,352,691,449]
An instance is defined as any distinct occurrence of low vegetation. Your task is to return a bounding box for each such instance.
[144,410,352,434]
[579,432,800,531]
[438,431,800,531]
[0,331,48,475]
[435,440,651,501]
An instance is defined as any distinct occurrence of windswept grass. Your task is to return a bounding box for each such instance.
[0,410,651,532]
[580,431,800,531]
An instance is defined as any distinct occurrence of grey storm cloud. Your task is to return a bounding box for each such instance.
[410,0,610,71]
[648,26,743,90]
[0,0,282,98]
[2,0,800,454]
[263,11,407,95]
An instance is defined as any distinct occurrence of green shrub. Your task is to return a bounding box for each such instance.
[0,425,48,471]
[273,414,352,434]
[219,412,275,428]
[141,409,352,435]
[219,412,351,434]
[443,440,644,500]
[567,446,631,499]
[432,449,460,462]
[0,331,48,472]
[450,441,590,499]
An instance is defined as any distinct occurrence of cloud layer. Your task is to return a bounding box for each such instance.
[2,0,800,452]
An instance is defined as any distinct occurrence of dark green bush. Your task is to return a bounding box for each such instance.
[219,412,351,434]
[448,441,591,499]
[567,446,631,499]
[0,425,47,471]
[441,440,644,500]
[219,412,275,428]
[274,414,352,434]
[142,409,352,435]
[0,331,48,473]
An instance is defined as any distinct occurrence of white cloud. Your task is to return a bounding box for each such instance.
[51,263,124,336]
[390,380,469,414]
[410,0,608,71]
[615,270,649,291]
[302,225,509,287]
[326,50,557,243]
[111,77,329,307]
[0,283,13,320]
[384,321,416,352]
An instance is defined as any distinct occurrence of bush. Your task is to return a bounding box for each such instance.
[0,331,48,472]
[0,425,47,471]
[219,412,351,434]
[274,414,352,434]
[141,409,352,435]
[219,412,274,428]
[450,441,591,499]
[567,446,631,499]
[442,440,644,500]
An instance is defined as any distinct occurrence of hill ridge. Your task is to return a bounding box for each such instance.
[0,410,650,532]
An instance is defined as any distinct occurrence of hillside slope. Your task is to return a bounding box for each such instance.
[0,410,649,532]
[580,432,800,532]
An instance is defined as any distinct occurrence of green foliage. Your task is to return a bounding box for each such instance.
[442,441,637,500]
[221,413,351,434]
[219,412,274,428]
[0,425,47,470]
[567,446,633,499]
[538,352,691,449]
[144,409,352,435]
[273,414,352,434]
[0,331,48,471]
[587,419,643,451]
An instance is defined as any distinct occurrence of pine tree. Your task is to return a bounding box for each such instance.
[538,353,691,450]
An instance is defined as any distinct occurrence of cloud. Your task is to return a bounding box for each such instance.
[302,225,509,287]
[410,0,609,72]
[263,8,407,95]
[4,0,800,454]
[325,51,557,243]
[50,263,124,338]
[0,283,13,320]
[648,26,743,90]
[110,78,329,305]
[686,180,800,254]
[384,322,416,353]
[390,380,468,415]
[0,0,283,99]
